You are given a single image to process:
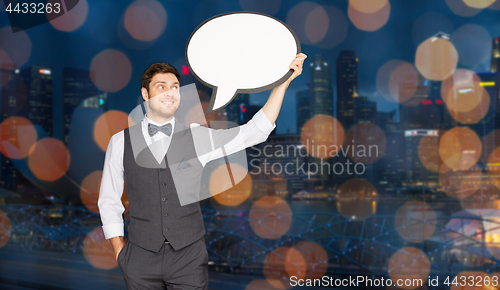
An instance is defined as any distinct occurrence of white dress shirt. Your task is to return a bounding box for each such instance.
[97,108,276,239]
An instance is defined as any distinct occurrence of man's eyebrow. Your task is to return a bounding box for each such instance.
[152,81,180,86]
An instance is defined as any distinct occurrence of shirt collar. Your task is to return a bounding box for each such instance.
[143,114,176,131]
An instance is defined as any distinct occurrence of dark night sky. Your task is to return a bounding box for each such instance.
[1,0,499,136]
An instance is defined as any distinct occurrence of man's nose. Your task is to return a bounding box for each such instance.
[161,90,173,98]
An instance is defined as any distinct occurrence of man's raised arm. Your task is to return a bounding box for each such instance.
[261,53,307,126]
[190,53,307,167]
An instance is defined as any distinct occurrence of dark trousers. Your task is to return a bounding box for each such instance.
[117,237,208,290]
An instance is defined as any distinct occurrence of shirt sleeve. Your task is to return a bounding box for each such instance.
[97,131,126,239]
[192,108,276,167]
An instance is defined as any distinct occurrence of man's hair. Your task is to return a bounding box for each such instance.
[141,62,181,93]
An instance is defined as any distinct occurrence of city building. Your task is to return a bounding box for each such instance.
[336,50,358,130]
[310,55,333,117]
[249,134,310,198]
[296,89,310,134]
[62,67,103,144]
[1,65,52,194]
[492,37,500,73]
[19,66,53,136]
[377,109,398,132]
[353,96,377,124]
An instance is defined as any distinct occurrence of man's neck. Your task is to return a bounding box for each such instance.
[146,113,174,125]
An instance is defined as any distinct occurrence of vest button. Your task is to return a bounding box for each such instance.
[162,197,166,201]
[163,228,168,231]
[161,182,165,186]
[163,213,168,216]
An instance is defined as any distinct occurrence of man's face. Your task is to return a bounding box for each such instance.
[142,72,180,119]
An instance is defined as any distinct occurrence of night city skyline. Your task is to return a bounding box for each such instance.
[2,1,500,289]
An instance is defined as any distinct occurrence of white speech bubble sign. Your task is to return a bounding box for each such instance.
[186,12,301,113]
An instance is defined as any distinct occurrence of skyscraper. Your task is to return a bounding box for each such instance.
[296,89,310,133]
[492,37,500,73]
[307,55,333,189]
[1,65,52,193]
[336,50,358,130]
[19,66,53,136]
[309,55,333,117]
[377,109,398,132]
[353,96,376,124]
[62,67,102,144]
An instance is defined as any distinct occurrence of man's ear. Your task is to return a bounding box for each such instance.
[141,87,149,101]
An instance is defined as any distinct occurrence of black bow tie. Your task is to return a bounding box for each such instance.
[148,123,172,137]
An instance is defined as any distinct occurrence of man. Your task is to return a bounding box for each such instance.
[97,52,306,289]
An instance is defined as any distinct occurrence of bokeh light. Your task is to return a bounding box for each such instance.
[292,241,328,280]
[300,115,344,158]
[245,280,277,290]
[93,110,132,152]
[489,0,500,9]
[249,196,292,239]
[481,130,500,164]
[349,0,388,13]
[441,69,490,124]
[0,27,31,68]
[388,62,419,104]
[387,247,430,290]
[418,130,451,173]
[463,0,496,8]
[395,201,436,243]
[450,272,488,289]
[412,12,454,46]
[210,163,252,206]
[263,247,306,289]
[47,0,88,32]
[124,0,167,42]
[487,146,500,177]
[415,36,458,81]
[28,138,70,181]
[439,166,483,199]
[445,0,482,17]
[461,181,500,215]
[451,24,491,67]
[89,49,132,92]
[439,127,481,171]
[0,49,13,88]
[447,88,490,124]
[286,2,349,47]
[348,0,390,32]
[80,171,102,213]
[304,5,328,44]
[336,179,378,221]
[441,69,487,116]
[376,60,405,103]
[311,6,348,49]
[0,117,37,159]
[344,123,386,164]
[0,210,11,249]
[83,227,120,270]
[286,2,324,45]
[81,171,129,214]
[239,0,282,16]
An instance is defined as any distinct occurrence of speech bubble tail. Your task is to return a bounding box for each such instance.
[205,86,237,114]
